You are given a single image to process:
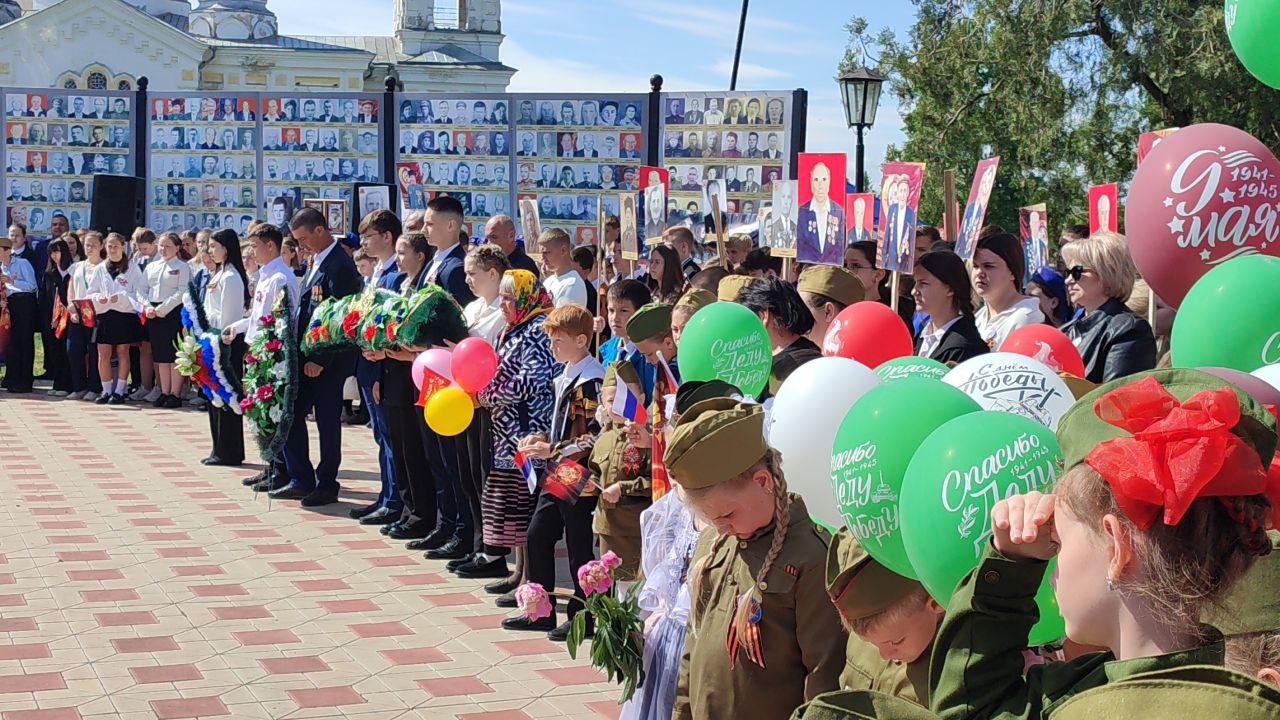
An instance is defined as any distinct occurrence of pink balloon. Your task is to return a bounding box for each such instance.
[451,337,500,394]
[411,348,453,391]
[1199,366,1280,409]
[1126,123,1280,308]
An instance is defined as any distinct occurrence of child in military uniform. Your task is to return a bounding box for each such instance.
[590,361,652,580]
[668,398,847,720]
[930,369,1280,719]
[670,288,715,345]
[826,528,942,705]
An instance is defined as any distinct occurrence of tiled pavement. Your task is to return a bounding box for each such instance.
[0,394,621,719]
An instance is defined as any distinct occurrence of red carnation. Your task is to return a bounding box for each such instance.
[264,338,282,352]
[256,385,274,401]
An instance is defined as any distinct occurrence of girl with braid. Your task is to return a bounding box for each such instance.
[666,398,847,720]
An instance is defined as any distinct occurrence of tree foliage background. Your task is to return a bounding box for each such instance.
[845,0,1280,239]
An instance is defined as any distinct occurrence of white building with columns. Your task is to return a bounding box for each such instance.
[0,0,513,92]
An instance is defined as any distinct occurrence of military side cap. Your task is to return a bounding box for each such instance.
[826,528,922,622]
[798,265,865,307]
[1206,530,1280,636]
[675,288,716,313]
[674,380,739,418]
[1049,665,1280,720]
[718,274,754,302]
[626,302,672,344]
[1058,372,1098,401]
[1057,368,1278,472]
[666,398,765,490]
[603,360,641,391]
[790,690,940,720]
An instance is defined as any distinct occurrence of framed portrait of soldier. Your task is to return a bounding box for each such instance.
[356,183,393,220]
[876,161,927,274]
[956,156,1000,260]
[267,195,294,229]
[1088,182,1118,234]
[845,192,875,245]
[518,196,541,245]
[642,182,667,245]
[620,192,640,259]
[1020,203,1050,273]
[768,180,798,258]
[794,152,846,266]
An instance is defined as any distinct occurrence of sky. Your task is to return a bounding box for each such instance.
[266,0,915,186]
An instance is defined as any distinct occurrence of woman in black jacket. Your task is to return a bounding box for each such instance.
[911,250,988,364]
[1059,231,1156,383]
[40,238,73,396]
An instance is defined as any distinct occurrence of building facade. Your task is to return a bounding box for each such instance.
[0,0,514,92]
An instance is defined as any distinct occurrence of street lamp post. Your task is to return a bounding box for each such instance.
[837,66,885,193]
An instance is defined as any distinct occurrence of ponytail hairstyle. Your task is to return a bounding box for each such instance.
[687,449,793,664]
[1057,463,1271,641]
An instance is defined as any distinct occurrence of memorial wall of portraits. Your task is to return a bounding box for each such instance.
[1,87,800,241]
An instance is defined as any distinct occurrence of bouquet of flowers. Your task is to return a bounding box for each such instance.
[177,283,242,411]
[355,288,407,351]
[300,294,353,354]
[515,552,645,702]
[239,289,297,461]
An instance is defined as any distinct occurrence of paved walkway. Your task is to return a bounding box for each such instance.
[0,393,620,720]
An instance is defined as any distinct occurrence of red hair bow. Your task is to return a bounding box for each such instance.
[1084,376,1269,530]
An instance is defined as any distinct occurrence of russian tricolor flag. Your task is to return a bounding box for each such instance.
[514,451,538,494]
[611,382,648,425]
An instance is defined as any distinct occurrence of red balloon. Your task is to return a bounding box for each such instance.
[821,301,913,368]
[1125,123,1280,308]
[999,323,1086,378]
[1198,367,1280,410]
[450,337,499,394]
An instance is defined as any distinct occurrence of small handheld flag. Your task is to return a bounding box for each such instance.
[514,451,538,494]
[542,458,589,504]
[611,381,648,425]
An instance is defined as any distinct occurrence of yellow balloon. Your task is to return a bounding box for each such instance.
[424,386,474,436]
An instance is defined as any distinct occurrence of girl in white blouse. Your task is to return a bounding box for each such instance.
[144,232,192,408]
[202,229,249,466]
[89,232,144,404]
[65,231,105,401]
[462,244,510,345]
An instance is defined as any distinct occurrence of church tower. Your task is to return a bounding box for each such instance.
[189,0,278,41]
[395,0,503,63]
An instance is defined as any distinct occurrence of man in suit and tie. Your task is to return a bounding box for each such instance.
[771,181,798,251]
[847,195,873,244]
[763,132,783,159]
[795,162,846,265]
[957,163,996,259]
[271,207,364,506]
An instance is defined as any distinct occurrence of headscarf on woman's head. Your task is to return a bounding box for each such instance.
[503,268,553,329]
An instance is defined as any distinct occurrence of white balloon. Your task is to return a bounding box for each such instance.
[768,357,881,530]
[1253,364,1280,394]
[943,352,1075,430]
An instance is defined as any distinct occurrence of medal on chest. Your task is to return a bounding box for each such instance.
[726,591,765,669]
[311,285,322,303]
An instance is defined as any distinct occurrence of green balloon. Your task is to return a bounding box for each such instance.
[1227,0,1280,89]
[677,302,772,399]
[830,379,981,578]
[900,411,1066,645]
[875,356,950,383]
[1171,255,1280,372]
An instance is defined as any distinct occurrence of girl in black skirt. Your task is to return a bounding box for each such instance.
[40,238,73,396]
[144,232,191,408]
[202,228,249,466]
[89,233,145,405]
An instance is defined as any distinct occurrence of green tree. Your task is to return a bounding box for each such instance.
[844,1,1280,238]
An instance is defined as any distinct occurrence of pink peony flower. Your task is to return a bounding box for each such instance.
[256,385,274,401]
[577,560,613,596]
[261,314,275,325]
[514,583,552,620]
[244,353,258,365]
[601,551,622,570]
[239,398,254,411]
[264,338,283,352]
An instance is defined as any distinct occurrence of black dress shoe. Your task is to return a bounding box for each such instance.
[95,392,111,404]
[387,523,432,540]
[455,555,509,578]
[380,521,401,536]
[163,394,182,409]
[415,528,453,552]
[484,576,520,595]
[426,537,471,561]
[405,535,441,551]
[547,617,593,642]
[300,489,339,507]
[495,590,517,608]
[501,616,556,632]
[242,471,266,487]
[107,393,125,405]
[201,456,222,466]
[254,477,289,493]
[268,485,310,501]
[446,553,477,572]
[359,508,398,525]
[349,502,381,520]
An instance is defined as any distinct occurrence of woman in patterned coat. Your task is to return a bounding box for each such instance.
[477,269,559,595]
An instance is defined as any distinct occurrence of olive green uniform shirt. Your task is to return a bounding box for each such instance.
[673,495,848,720]
[929,544,1224,720]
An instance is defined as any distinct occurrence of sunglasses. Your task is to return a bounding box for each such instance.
[1067,265,1091,281]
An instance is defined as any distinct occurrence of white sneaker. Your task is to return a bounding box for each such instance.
[81,392,98,402]
[130,386,151,401]
[144,387,163,403]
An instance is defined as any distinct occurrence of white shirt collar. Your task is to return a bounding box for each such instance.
[433,242,459,263]
[306,240,337,283]
[373,255,396,283]
[262,256,289,277]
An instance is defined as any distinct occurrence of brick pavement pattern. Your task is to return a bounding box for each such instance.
[0,395,621,720]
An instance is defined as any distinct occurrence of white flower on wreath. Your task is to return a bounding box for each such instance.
[269,404,283,423]
[272,361,288,380]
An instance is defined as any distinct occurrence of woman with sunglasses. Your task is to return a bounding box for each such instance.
[1059,231,1156,383]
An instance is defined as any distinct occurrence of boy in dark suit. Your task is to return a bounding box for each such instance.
[271,207,364,506]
